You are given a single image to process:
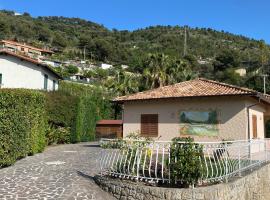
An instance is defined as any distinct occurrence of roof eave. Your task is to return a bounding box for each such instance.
[113,93,256,103]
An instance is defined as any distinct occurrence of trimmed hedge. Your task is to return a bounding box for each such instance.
[0,83,113,167]
[46,81,113,144]
[45,91,79,128]
[0,89,46,167]
[72,96,99,143]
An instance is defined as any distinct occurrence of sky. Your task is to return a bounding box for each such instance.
[0,0,270,43]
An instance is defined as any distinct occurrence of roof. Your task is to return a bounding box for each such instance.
[1,40,53,53]
[113,78,270,103]
[96,120,123,125]
[0,50,62,79]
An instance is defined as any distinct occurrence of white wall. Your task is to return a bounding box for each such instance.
[0,55,59,91]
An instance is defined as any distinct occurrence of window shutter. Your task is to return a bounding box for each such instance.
[141,114,158,136]
[44,74,48,90]
[53,80,56,91]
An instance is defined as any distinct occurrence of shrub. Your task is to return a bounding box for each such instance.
[169,137,203,187]
[45,91,79,144]
[0,89,46,167]
[46,124,71,145]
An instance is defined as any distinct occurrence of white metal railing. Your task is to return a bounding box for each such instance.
[98,138,270,186]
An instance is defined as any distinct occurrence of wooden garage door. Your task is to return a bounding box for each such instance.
[141,114,158,137]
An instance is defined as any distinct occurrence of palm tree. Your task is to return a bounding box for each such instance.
[142,53,197,89]
[105,69,140,96]
[143,53,171,89]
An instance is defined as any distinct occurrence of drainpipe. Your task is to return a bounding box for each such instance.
[247,98,261,140]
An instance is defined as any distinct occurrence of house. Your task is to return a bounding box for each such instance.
[235,68,247,77]
[113,78,270,141]
[101,63,112,70]
[69,73,91,83]
[0,40,53,59]
[0,50,62,91]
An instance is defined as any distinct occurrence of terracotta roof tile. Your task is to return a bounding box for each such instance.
[1,40,53,53]
[113,78,260,102]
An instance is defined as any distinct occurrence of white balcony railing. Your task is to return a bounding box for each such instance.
[98,138,270,186]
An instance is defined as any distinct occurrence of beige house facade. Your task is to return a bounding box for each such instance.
[114,79,270,141]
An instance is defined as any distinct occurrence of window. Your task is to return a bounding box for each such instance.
[0,73,2,85]
[53,80,56,91]
[44,74,48,90]
[141,114,158,136]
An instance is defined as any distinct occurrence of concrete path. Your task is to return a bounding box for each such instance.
[0,142,115,200]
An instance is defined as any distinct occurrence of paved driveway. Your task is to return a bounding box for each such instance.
[0,142,115,200]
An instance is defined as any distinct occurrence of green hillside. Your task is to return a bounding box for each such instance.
[0,10,270,93]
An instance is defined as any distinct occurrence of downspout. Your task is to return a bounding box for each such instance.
[247,97,261,140]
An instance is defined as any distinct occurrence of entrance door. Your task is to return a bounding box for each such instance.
[252,115,257,139]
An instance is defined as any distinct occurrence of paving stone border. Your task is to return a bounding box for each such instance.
[95,163,270,200]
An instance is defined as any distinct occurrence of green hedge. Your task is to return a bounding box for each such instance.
[46,81,113,144]
[45,91,79,128]
[0,89,46,167]
[72,96,99,143]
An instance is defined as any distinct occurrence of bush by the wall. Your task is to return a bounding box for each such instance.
[169,137,203,187]
[46,124,71,145]
[0,89,46,167]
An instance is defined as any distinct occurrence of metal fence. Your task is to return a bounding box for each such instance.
[98,138,270,185]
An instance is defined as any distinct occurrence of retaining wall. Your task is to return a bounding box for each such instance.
[95,163,270,200]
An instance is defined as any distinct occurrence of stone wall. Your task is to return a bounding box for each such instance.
[95,163,270,200]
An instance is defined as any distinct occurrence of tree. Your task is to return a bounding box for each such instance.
[52,32,68,48]
[142,53,197,89]
[215,68,243,86]
[213,49,240,72]
[66,65,79,75]
[258,40,269,72]
[142,53,171,89]
[0,20,10,39]
[105,70,140,96]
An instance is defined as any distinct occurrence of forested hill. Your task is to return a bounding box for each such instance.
[0,10,268,66]
[1,10,270,93]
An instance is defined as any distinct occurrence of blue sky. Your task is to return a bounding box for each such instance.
[1,0,270,43]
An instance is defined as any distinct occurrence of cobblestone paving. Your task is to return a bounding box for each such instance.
[0,142,115,200]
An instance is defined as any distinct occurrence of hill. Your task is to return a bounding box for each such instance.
[0,10,270,93]
[0,10,268,64]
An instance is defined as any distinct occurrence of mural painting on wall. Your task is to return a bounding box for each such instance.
[179,110,219,136]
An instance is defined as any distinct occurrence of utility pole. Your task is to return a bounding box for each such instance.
[83,46,86,61]
[183,26,187,57]
[261,74,268,94]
